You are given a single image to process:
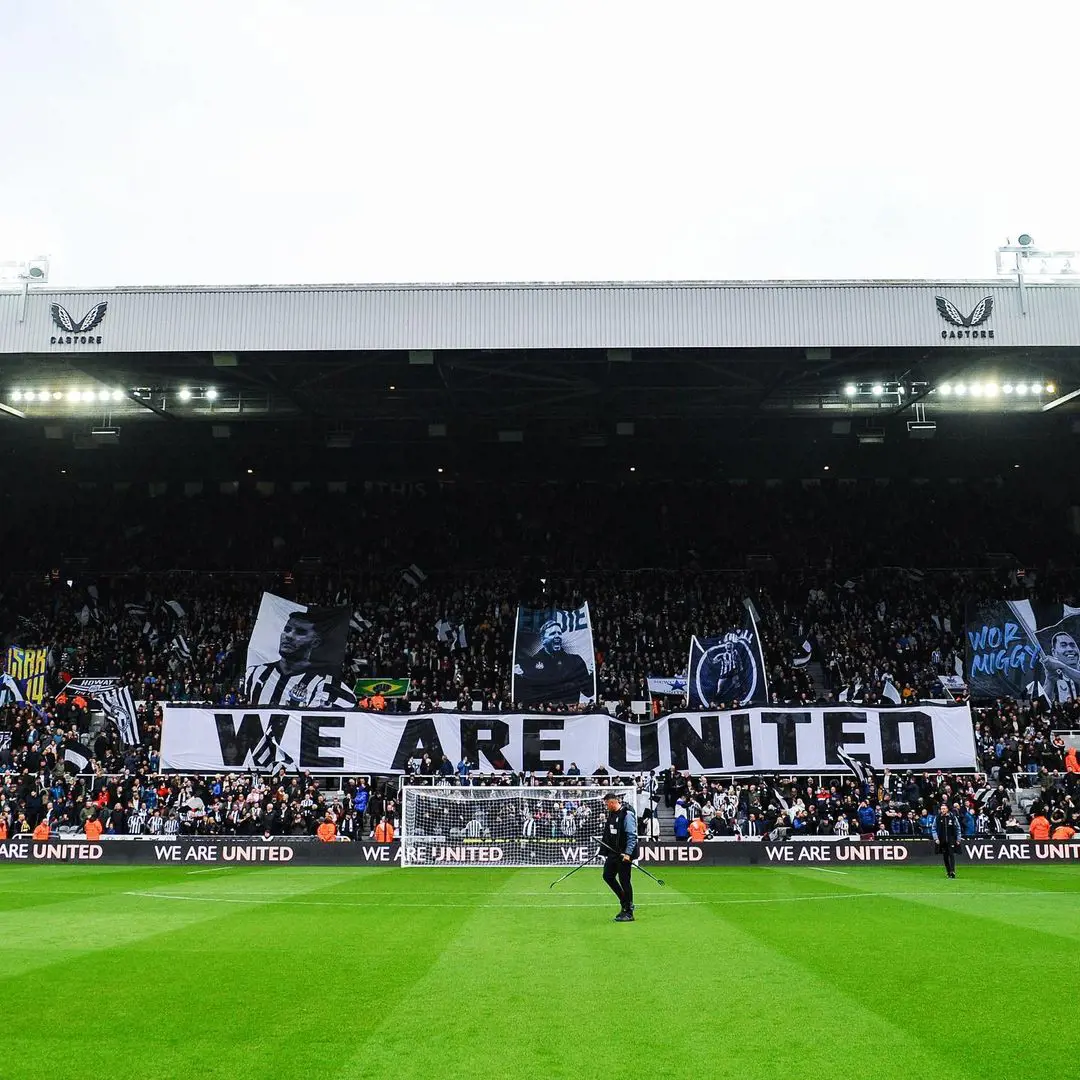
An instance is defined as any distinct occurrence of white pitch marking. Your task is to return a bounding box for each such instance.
[187,867,233,875]
[806,867,848,875]
[123,888,1065,910]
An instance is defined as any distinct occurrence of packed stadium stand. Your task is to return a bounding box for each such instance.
[2,279,1079,846]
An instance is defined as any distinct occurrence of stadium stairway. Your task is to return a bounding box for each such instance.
[803,660,829,700]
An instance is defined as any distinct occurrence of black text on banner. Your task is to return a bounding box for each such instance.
[161,705,978,775]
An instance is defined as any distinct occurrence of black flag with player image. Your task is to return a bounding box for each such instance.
[686,601,770,709]
[244,593,356,709]
[511,603,597,706]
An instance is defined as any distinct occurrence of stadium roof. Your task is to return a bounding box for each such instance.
[1,277,1078,483]
[2,277,1080,353]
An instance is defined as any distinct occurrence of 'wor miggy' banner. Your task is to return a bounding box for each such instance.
[965,600,1080,701]
[160,704,977,775]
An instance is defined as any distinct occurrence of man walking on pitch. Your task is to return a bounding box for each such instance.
[600,791,638,922]
[935,801,962,878]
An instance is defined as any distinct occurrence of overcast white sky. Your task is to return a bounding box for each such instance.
[1,0,1077,288]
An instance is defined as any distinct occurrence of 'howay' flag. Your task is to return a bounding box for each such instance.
[452,623,467,650]
[837,746,874,789]
[882,678,903,704]
[350,611,373,633]
[62,678,141,747]
[791,639,813,668]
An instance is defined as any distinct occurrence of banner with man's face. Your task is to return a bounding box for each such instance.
[244,593,353,709]
[965,600,1080,702]
[686,609,770,709]
[511,604,597,706]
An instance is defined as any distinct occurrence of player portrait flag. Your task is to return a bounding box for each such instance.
[511,603,597,706]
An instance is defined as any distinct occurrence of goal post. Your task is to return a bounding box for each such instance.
[399,784,637,867]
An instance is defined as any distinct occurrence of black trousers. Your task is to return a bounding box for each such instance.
[602,855,633,910]
[939,843,957,876]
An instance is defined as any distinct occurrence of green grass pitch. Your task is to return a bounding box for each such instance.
[2,863,1077,1080]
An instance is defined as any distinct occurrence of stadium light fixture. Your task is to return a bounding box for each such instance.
[954,383,967,395]
[97,389,110,403]
[205,387,218,401]
[1015,383,1027,395]
[984,382,999,396]
[1041,384,1080,408]
[178,388,192,402]
[111,389,123,402]
[11,390,22,402]
[66,389,79,403]
[844,384,857,396]
[38,390,49,402]
[1002,383,1013,394]
[1046,383,1056,394]
[81,390,95,403]
[939,384,952,396]
[970,383,984,397]
[871,384,883,396]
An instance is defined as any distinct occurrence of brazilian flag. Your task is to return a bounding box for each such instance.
[353,678,410,698]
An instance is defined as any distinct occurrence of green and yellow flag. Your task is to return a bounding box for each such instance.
[353,678,410,698]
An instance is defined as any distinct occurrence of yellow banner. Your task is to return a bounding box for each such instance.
[6,645,47,703]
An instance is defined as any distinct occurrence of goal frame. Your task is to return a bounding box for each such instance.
[398,783,637,868]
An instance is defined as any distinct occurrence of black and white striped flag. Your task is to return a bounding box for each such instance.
[63,679,140,747]
[170,634,193,664]
[402,563,428,588]
[350,611,373,633]
[836,746,874,789]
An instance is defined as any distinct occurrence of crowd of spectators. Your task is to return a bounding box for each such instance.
[2,479,1080,841]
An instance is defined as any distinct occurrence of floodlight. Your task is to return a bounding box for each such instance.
[178,388,192,402]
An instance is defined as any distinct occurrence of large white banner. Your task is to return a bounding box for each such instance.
[161,704,977,775]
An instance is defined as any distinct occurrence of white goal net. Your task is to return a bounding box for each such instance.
[399,784,636,867]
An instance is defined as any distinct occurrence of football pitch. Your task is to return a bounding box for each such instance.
[2,863,1077,1080]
